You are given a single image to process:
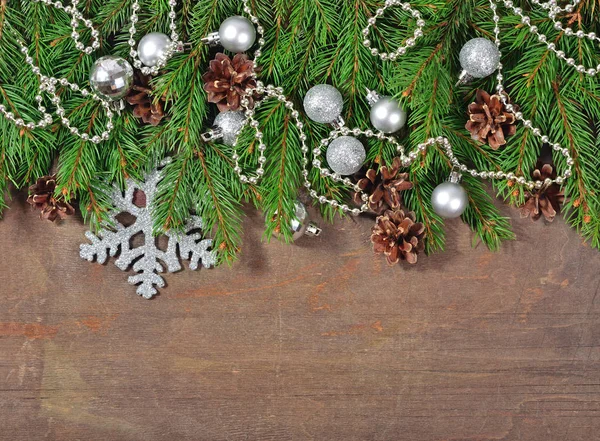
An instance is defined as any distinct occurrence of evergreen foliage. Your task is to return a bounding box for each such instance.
[0,0,599,263]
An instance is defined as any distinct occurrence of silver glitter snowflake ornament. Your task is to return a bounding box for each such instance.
[80,164,217,299]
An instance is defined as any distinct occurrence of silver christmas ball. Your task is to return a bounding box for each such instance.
[303,84,344,124]
[370,96,407,133]
[431,182,469,219]
[137,32,172,67]
[219,16,256,53]
[89,55,134,101]
[326,136,366,176]
[290,201,310,241]
[214,111,246,146]
[459,38,500,79]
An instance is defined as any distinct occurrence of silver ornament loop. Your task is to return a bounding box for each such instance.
[361,1,426,61]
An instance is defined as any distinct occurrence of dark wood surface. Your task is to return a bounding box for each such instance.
[1,189,599,441]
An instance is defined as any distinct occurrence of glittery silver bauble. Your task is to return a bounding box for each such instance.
[89,55,134,101]
[370,96,407,133]
[431,182,469,219]
[326,136,366,176]
[219,16,256,53]
[303,84,344,124]
[459,38,501,79]
[137,32,172,67]
[214,111,246,146]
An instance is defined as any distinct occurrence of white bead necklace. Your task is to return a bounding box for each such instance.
[1,24,114,145]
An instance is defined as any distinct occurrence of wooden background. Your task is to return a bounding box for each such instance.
[0,188,599,441]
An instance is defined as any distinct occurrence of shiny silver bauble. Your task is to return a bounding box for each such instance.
[326,136,366,176]
[214,111,246,146]
[459,38,500,79]
[89,56,134,101]
[431,182,469,219]
[370,96,407,133]
[137,32,172,67]
[219,16,256,53]
[303,84,344,124]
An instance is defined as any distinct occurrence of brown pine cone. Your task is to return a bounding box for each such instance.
[126,71,168,126]
[353,157,413,214]
[27,175,75,222]
[371,209,426,265]
[202,52,257,112]
[466,90,518,150]
[520,163,565,222]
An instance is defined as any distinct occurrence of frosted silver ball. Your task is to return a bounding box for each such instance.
[89,56,134,101]
[303,84,344,124]
[431,182,469,219]
[370,96,407,133]
[138,32,171,67]
[290,201,309,241]
[219,16,256,53]
[326,136,366,176]
[459,38,500,79]
[214,111,246,146]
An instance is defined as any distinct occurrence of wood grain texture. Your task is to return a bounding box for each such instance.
[0,188,599,441]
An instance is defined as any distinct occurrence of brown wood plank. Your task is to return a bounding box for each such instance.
[0,189,599,440]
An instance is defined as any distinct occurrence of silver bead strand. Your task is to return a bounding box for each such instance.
[500,0,599,77]
[128,0,181,76]
[361,0,426,61]
[32,0,100,55]
[0,28,114,144]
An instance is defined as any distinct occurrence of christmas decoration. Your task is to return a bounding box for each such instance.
[80,164,216,299]
[371,210,426,265]
[466,90,517,150]
[27,175,75,222]
[137,32,173,68]
[212,111,247,146]
[272,201,322,241]
[128,0,183,75]
[126,71,168,126]
[202,53,257,112]
[326,136,366,176]
[431,179,469,219]
[366,90,407,134]
[2,0,598,266]
[354,158,413,214]
[202,16,257,53]
[303,84,344,124]
[520,163,565,223]
[89,56,134,101]
[458,38,500,82]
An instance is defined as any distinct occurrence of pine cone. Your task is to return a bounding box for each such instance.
[353,157,413,214]
[27,175,75,222]
[466,90,518,150]
[520,163,564,222]
[371,209,426,265]
[126,71,167,126]
[202,53,257,112]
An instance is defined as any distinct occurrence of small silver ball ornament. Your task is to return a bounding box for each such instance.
[303,84,344,124]
[271,201,322,241]
[219,16,256,53]
[431,182,469,219]
[137,32,172,68]
[370,96,407,133]
[326,136,366,176]
[214,111,246,146]
[89,55,134,101]
[459,38,501,79]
